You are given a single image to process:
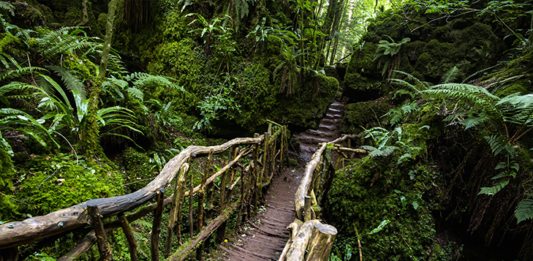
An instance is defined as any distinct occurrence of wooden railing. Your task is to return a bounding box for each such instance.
[279,134,367,261]
[0,122,289,261]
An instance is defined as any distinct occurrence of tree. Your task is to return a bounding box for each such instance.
[82,0,121,163]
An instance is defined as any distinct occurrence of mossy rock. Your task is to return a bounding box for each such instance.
[121,148,156,191]
[495,79,531,97]
[0,148,16,221]
[326,125,450,260]
[14,154,124,217]
[272,73,338,129]
[340,95,394,134]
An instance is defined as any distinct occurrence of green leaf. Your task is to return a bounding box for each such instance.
[515,199,533,224]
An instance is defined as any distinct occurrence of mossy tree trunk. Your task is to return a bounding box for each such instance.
[82,0,120,163]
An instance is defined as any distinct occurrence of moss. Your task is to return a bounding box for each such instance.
[340,95,394,134]
[121,148,155,191]
[289,158,298,167]
[97,13,107,32]
[13,154,124,217]
[326,124,451,261]
[272,73,338,129]
[495,79,531,97]
[0,148,16,221]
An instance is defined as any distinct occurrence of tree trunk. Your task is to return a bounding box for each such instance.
[82,0,120,163]
[321,0,338,36]
[305,224,338,261]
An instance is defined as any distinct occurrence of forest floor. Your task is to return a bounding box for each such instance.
[212,165,303,260]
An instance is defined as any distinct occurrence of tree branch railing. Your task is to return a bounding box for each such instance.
[280,133,366,261]
[0,121,290,261]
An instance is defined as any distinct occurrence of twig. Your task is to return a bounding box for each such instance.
[37,168,59,191]
[53,131,78,165]
[354,224,363,261]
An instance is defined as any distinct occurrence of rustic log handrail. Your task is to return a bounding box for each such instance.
[0,121,289,261]
[280,133,365,261]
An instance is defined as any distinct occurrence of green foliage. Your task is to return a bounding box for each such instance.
[0,146,16,220]
[361,126,424,165]
[0,69,143,148]
[515,199,533,224]
[194,75,242,131]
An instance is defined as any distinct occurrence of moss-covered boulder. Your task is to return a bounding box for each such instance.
[340,95,394,134]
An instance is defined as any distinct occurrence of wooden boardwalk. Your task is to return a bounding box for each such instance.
[217,165,302,260]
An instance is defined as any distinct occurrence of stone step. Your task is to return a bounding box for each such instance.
[293,133,331,144]
[325,113,343,119]
[321,118,341,125]
[318,124,337,132]
[306,129,335,137]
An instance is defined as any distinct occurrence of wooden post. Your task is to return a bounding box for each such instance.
[165,164,188,257]
[0,248,19,261]
[176,164,189,246]
[270,138,276,179]
[87,203,114,261]
[118,213,138,261]
[189,159,194,239]
[225,147,239,206]
[197,150,212,261]
[151,188,164,261]
[216,158,231,244]
[252,134,261,215]
[285,220,321,261]
[260,132,270,200]
[236,165,250,229]
[279,221,300,261]
[304,196,312,222]
[305,224,338,261]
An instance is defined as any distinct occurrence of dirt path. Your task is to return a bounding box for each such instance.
[217,165,303,261]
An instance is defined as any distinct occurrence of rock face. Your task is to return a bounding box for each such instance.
[343,11,505,104]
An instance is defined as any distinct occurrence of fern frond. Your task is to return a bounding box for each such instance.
[126,88,144,101]
[484,135,515,157]
[441,66,460,84]
[515,199,533,224]
[478,178,510,196]
[46,66,86,100]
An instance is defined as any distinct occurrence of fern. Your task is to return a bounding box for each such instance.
[46,66,86,100]
[478,179,510,196]
[441,66,460,84]
[515,199,533,224]
[484,135,515,157]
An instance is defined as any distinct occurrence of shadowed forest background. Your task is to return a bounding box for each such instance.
[0,0,532,260]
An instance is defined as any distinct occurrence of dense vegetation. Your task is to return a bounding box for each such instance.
[0,0,531,260]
